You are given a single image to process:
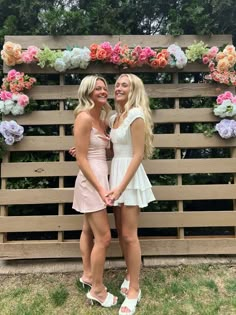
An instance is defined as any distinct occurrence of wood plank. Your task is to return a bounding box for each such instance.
[153,184,236,201]
[4,35,120,49]
[4,110,74,125]
[153,108,220,123]
[153,134,236,148]
[2,158,236,178]
[6,134,236,152]
[119,34,232,48]
[1,211,236,232]
[26,84,231,100]
[3,63,210,74]
[5,34,232,49]
[4,108,220,126]
[1,238,236,259]
[0,185,236,205]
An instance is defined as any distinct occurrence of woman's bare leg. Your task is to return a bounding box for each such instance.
[113,205,130,294]
[80,215,93,283]
[86,209,113,302]
[120,205,141,300]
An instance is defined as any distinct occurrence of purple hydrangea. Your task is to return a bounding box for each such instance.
[0,120,24,145]
[215,119,236,139]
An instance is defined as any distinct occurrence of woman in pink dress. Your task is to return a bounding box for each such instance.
[72,75,117,308]
[107,74,155,315]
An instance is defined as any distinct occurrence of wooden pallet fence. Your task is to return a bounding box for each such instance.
[1,35,236,259]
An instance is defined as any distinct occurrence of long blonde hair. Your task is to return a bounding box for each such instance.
[115,73,154,159]
[74,75,111,121]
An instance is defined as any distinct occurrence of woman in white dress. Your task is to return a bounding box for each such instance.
[107,73,155,315]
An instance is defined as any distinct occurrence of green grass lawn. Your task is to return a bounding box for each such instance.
[1,264,236,315]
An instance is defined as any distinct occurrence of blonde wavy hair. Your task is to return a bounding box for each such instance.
[115,73,154,159]
[74,75,111,121]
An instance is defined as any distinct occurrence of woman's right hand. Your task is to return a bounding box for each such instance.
[98,187,114,206]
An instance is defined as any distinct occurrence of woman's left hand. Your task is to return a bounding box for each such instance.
[69,147,76,158]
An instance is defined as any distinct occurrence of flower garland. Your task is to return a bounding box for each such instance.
[3,40,236,85]
[1,40,189,71]
[1,39,236,154]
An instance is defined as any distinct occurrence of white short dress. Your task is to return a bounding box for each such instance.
[109,107,155,208]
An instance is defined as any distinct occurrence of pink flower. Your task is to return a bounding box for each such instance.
[7,69,18,80]
[27,45,39,56]
[0,90,12,101]
[17,94,29,107]
[21,52,33,63]
[202,56,209,64]
[223,91,233,100]
[208,46,219,59]
[110,55,120,64]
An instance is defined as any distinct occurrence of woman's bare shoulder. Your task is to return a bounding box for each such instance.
[75,111,92,125]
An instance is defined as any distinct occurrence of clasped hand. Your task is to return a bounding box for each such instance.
[105,188,122,206]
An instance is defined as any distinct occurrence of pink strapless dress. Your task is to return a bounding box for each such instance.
[72,128,110,213]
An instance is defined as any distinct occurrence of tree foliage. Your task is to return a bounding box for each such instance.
[0,0,236,42]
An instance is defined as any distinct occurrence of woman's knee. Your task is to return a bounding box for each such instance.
[95,230,111,248]
[121,231,138,245]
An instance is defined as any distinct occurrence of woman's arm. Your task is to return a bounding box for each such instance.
[108,118,145,200]
[74,112,109,203]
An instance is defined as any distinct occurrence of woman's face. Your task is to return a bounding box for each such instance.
[114,75,131,106]
[90,79,108,106]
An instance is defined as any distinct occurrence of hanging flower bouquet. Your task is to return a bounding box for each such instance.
[185,41,208,62]
[0,120,24,146]
[1,41,23,66]
[1,69,36,93]
[213,91,236,139]
[167,44,188,69]
[0,69,37,115]
[0,90,29,115]
[203,45,236,86]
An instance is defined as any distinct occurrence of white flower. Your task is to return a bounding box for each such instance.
[11,104,24,115]
[62,50,72,64]
[167,44,188,68]
[4,99,15,114]
[0,101,5,113]
[54,58,67,72]
[12,93,19,101]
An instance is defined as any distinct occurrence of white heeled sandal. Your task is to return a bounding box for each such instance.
[118,290,141,315]
[86,291,118,308]
[120,278,130,296]
[79,277,92,288]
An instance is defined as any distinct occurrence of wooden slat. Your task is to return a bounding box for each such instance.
[2,158,236,178]
[4,110,74,125]
[1,211,236,233]
[26,84,231,100]
[4,35,120,49]
[153,184,236,201]
[5,134,236,152]
[153,108,220,123]
[5,34,232,49]
[4,63,210,74]
[1,238,236,259]
[4,108,220,126]
[0,184,236,205]
[119,34,232,48]
[153,134,236,148]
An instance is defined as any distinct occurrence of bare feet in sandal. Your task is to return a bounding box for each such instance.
[120,278,130,296]
[87,289,118,307]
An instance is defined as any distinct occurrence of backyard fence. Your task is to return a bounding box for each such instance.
[1,34,236,260]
